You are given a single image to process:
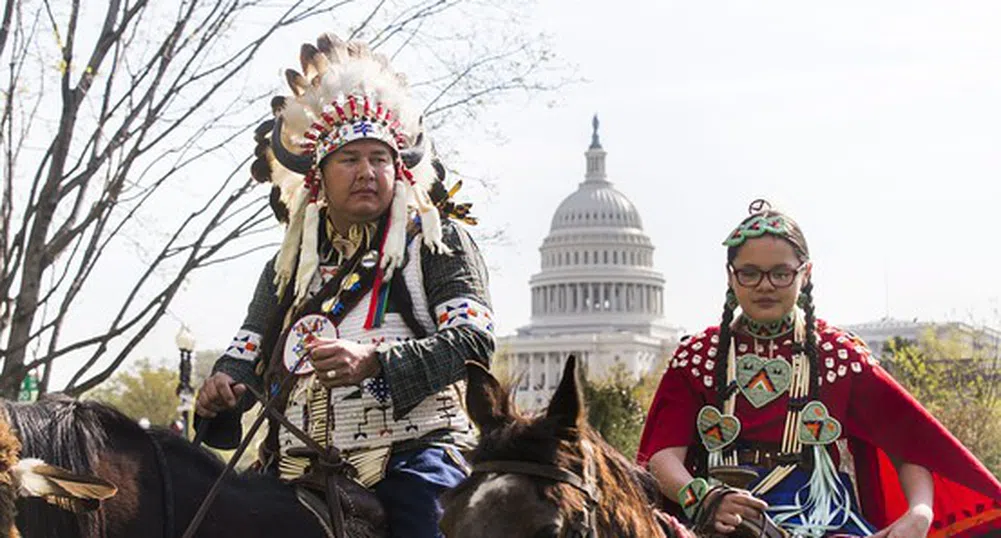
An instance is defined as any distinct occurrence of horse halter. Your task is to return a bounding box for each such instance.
[470,442,602,538]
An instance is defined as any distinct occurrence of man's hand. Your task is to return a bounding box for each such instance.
[308,338,382,388]
[195,372,246,418]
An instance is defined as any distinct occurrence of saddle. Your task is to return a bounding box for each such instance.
[286,447,388,538]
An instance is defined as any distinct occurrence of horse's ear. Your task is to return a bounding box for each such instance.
[546,355,585,430]
[465,360,512,434]
[13,458,118,513]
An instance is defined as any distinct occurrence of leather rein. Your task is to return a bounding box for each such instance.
[471,450,602,538]
[183,380,347,538]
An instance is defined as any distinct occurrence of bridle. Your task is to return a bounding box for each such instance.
[470,443,602,538]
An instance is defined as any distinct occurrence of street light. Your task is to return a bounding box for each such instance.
[175,325,196,439]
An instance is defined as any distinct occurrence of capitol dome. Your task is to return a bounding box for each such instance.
[549,182,643,230]
[501,116,679,410]
[521,116,670,338]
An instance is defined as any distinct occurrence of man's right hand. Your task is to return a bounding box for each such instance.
[195,372,247,418]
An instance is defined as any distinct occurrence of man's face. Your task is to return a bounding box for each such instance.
[321,139,396,226]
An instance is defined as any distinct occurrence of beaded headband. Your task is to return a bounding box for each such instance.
[721,199,791,248]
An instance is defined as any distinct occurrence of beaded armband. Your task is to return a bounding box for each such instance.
[678,478,710,520]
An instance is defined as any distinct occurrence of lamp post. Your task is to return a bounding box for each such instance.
[175,325,196,438]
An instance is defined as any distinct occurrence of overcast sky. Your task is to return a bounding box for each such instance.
[46,1,1001,387]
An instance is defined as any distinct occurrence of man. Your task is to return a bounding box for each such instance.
[195,34,494,538]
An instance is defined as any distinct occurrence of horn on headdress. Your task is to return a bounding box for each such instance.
[270,117,312,175]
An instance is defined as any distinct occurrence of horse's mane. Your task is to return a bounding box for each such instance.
[1,395,127,538]
[2,395,296,538]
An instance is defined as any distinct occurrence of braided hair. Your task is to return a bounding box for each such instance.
[714,199,819,403]
[715,289,738,408]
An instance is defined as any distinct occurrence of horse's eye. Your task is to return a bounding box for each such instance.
[531,524,560,538]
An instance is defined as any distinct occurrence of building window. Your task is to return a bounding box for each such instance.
[518,355,529,389]
[603,251,608,264]
[613,251,618,264]
[574,251,579,264]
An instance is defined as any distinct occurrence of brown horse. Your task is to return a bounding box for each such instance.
[440,356,694,538]
[0,396,353,538]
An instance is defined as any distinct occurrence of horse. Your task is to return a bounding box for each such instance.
[439,356,695,538]
[0,395,381,538]
[0,403,118,538]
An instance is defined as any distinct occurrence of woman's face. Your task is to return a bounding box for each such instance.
[728,235,811,323]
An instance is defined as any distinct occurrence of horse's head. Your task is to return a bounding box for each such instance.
[0,403,117,537]
[441,356,669,538]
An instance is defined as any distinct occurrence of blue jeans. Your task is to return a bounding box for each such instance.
[374,446,470,538]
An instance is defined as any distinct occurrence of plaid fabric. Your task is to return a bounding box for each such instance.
[378,219,494,417]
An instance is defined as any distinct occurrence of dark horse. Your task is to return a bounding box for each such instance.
[439,356,695,538]
[0,396,340,538]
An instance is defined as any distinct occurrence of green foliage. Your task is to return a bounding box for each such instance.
[582,359,667,459]
[885,331,1001,478]
[87,358,181,427]
[194,349,223,386]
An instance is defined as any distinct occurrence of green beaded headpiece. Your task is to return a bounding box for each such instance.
[722,199,791,248]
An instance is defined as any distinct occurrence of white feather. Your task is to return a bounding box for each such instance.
[280,101,316,141]
[270,162,303,209]
[13,458,58,497]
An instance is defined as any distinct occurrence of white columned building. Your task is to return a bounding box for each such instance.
[498,116,681,410]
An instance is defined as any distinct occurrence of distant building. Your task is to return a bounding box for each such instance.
[846,317,1001,358]
[496,117,681,410]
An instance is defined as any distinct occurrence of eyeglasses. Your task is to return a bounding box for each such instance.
[728,262,807,289]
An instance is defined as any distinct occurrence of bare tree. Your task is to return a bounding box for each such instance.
[0,0,568,398]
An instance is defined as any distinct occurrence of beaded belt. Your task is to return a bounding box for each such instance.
[733,444,799,471]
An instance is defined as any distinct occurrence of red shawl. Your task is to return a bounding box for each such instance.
[637,322,1001,536]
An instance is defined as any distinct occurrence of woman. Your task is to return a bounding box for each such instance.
[638,200,1001,537]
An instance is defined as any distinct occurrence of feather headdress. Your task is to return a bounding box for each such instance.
[252,33,448,306]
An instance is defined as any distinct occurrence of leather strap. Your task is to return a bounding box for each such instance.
[325,473,347,538]
[472,460,598,503]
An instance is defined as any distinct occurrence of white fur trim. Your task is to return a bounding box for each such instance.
[273,186,310,297]
[380,180,408,281]
[419,206,448,255]
[294,201,321,304]
[411,186,448,255]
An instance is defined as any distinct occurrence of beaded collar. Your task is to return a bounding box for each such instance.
[736,311,796,340]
